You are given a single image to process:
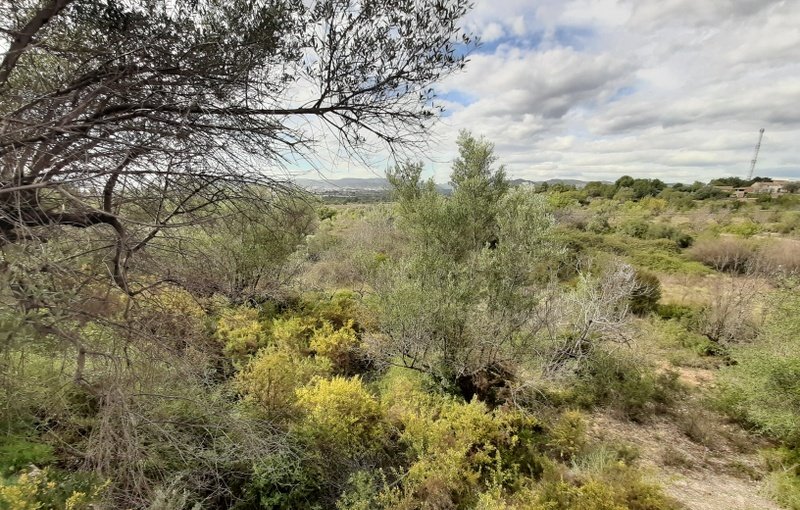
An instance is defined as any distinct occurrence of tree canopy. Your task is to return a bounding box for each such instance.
[0,0,472,292]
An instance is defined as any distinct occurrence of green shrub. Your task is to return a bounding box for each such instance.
[715,290,800,445]
[534,464,679,510]
[0,438,54,476]
[295,376,387,458]
[547,410,587,460]
[247,449,324,510]
[721,220,761,237]
[574,351,683,421]
[768,470,800,510]
[656,303,696,320]
[630,270,661,316]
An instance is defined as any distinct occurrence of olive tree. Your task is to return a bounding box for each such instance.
[0,0,473,292]
[373,135,558,399]
[0,0,474,503]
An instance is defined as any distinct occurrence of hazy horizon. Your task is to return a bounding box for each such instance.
[294,0,800,184]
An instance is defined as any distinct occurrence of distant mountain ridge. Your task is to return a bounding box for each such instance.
[294,177,598,191]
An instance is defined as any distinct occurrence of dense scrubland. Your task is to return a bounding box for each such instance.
[2,131,799,509]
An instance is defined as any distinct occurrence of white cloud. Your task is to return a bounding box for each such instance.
[481,22,506,42]
[420,0,800,182]
[314,0,800,182]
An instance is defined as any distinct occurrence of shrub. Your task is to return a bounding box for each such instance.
[298,290,365,329]
[768,471,800,510]
[688,237,757,273]
[235,347,329,420]
[534,464,679,510]
[0,469,107,510]
[309,320,364,374]
[247,449,324,510]
[294,376,386,458]
[655,303,696,321]
[649,318,724,363]
[215,307,269,360]
[586,216,611,234]
[382,378,546,508]
[619,219,649,239]
[574,351,683,421]
[715,290,800,445]
[0,438,54,476]
[629,270,661,316]
[760,239,800,276]
[721,219,761,237]
[547,410,587,461]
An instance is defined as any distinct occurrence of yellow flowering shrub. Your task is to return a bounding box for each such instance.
[215,307,268,359]
[546,410,587,460]
[235,347,329,420]
[0,470,107,510]
[295,376,386,457]
[382,374,544,508]
[309,320,361,373]
[270,316,315,353]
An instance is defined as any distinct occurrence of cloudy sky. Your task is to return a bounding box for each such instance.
[312,0,800,183]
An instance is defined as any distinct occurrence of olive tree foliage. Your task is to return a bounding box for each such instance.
[373,133,560,393]
[0,0,473,293]
[0,0,473,504]
[178,194,318,304]
[0,0,474,379]
[376,134,643,393]
[387,131,509,260]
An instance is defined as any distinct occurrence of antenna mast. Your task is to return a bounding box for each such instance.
[747,128,765,181]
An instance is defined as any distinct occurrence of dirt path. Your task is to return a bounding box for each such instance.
[589,410,779,510]
[591,360,780,510]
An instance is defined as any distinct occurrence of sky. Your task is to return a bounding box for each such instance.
[307,0,800,184]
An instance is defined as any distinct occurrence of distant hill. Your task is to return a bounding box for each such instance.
[508,178,596,188]
[294,177,451,193]
[294,177,598,191]
[294,177,391,191]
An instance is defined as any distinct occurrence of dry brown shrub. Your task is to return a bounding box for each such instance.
[758,239,800,276]
[688,237,758,273]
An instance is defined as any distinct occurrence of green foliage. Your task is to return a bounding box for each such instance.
[317,205,338,221]
[295,376,387,458]
[189,195,317,302]
[716,289,800,445]
[375,179,559,390]
[655,303,697,321]
[532,462,679,510]
[547,411,587,460]
[629,270,662,316]
[247,449,324,510]
[389,131,509,260]
[648,318,724,365]
[720,219,762,237]
[768,470,800,510]
[573,351,683,421]
[0,439,54,477]
[558,229,708,275]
